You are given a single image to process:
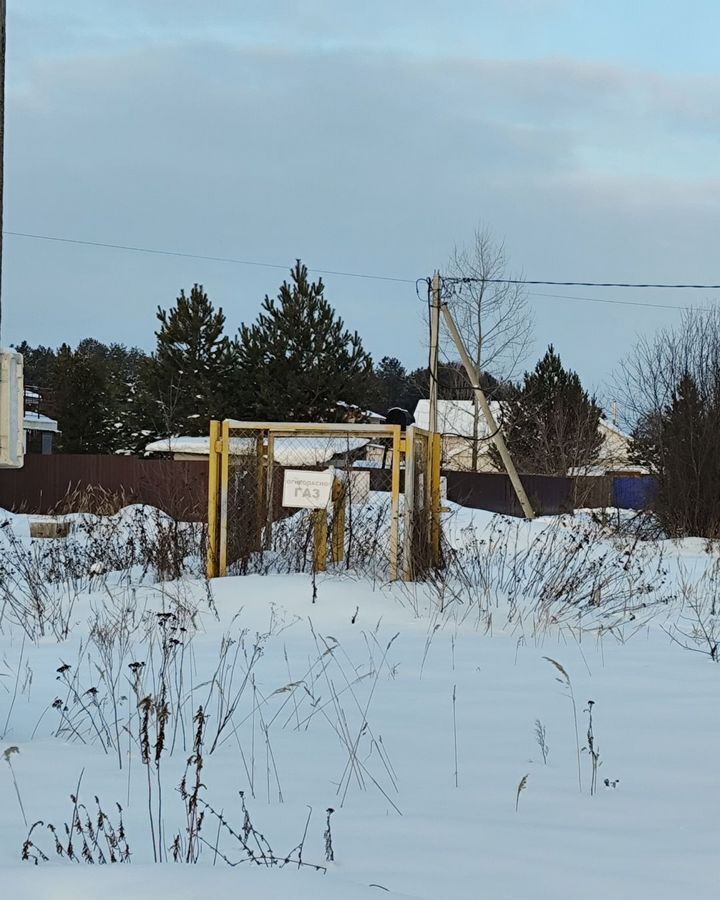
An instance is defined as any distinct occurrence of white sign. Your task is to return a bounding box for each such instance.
[282,469,334,509]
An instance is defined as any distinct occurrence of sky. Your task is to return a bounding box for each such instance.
[4,1,720,403]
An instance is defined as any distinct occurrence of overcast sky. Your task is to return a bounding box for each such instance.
[4,1,720,403]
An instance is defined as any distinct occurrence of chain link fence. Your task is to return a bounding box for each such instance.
[208,421,442,581]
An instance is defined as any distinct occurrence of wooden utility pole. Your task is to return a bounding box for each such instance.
[0,0,6,341]
[441,300,536,520]
[428,272,442,440]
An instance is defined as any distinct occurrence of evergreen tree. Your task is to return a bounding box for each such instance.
[145,284,237,437]
[371,357,415,414]
[236,261,373,421]
[495,345,602,475]
[632,372,720,536]
[15,339,149,453]
[52,343,115,453]
[12,342,57,396]
[89,341,149,452]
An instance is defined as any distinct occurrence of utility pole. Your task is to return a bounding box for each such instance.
[0,0,6,342]
[428,271,441,439]
[441,299,535,520]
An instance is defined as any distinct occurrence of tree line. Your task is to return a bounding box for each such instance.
[20,229,709,541]
[17,261,437,453]
[18,256,602,471]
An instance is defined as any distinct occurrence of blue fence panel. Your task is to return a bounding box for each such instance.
[612,476,657,510]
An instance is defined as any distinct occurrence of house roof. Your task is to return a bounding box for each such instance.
[414,399,632,442]
[413,399,503,438]
[598,418,631,441]
[23,412,59,433]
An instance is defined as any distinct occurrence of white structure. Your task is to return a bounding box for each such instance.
[0,350,24,468]
[23,410,59,454]
[23,387,59,454]
[413,399,640,474]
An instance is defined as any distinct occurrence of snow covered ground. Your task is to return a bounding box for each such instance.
[0,504,717,899]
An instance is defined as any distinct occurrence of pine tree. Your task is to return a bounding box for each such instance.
[236,261,373,421]
[12,342,57,397]
[632,372,720,536]
[145,284,237,437]
[16,339,149,453]
[495,345,602,475]
[102,343,151,452]
[371,357,415,414]
[53,343,115,453]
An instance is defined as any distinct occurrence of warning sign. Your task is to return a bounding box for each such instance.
[282,469,334,509]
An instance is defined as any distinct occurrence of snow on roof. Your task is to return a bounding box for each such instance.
[415,401,631,445]
[598,418,631,441]
[335,402,386,422]
[23,412,59,433]
[413,399,503,438]
[145,435,370,466]
[145,436,219,456]
[568,464,649,476]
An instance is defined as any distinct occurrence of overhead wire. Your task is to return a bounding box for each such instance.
[526,290,702,312]
[441,277,714,313]
[2,230,416,285]
[4,229,718,312]
[445,276,720,290]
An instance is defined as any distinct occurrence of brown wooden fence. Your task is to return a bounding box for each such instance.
[0,456,648,526]
[0,455,208,521]
[443,471,575,516]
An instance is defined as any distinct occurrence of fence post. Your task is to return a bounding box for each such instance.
[206,420,221,578]
[431,431,443,567]
[313,509,328,572]
[255,432,265,551]
[403,426,416,581]
[331,478,346,564]
[389,426,401,581]
[218,419,230,576]
[264,432,275,550]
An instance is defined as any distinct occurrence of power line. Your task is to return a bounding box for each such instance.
[446,276,720,290]
[5,229,719,308]
[441,278,710,313]
[526,290,702,312]
[3,230,416,285]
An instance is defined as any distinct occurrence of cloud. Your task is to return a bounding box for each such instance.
[4,38,720,390]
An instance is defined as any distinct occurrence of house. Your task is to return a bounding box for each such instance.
[412,399,642,475]
[23,389,59,454]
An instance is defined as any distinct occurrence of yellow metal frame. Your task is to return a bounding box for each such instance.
[430,431,443,567]
[389,426,401,581]
[402,426,416,581]
[218,419,231,576]
[208,419,442,581]
[206,420,221,578]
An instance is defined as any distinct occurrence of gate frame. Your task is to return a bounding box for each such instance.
[208,419,443,580]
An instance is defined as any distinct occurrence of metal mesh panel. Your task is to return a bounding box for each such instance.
[220,424,400,578]
[403,427,433,579]
[224,427,267,574]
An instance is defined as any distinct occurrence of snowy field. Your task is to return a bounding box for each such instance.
[0,503,717,899]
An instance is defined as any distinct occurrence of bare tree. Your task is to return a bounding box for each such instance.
[616,306,720,537]
[442,227,534,468]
